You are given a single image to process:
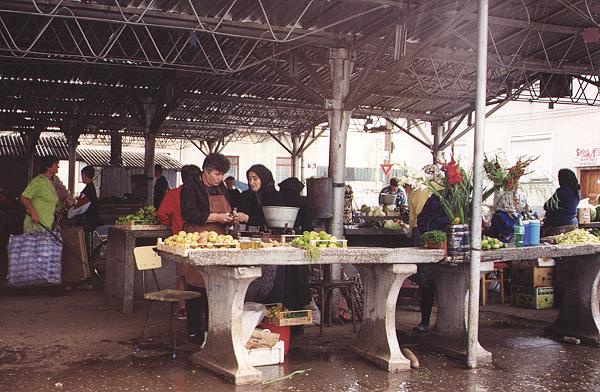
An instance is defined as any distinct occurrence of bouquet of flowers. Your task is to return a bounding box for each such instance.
[422,152,495,225]
[483,154,538,192]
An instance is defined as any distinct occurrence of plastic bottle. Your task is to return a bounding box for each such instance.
[528,220,541,246]
[523,220,530,246]
[513,215,524,247]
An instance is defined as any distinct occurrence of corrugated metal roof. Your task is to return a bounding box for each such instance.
[0,134,181,170]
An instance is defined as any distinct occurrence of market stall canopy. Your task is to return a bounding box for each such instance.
[0,133,182,169]
[1,0,599,139]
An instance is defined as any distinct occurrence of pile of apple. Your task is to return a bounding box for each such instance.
[163,231,239,249]
[481,235,507,250]
[291,231,340,248]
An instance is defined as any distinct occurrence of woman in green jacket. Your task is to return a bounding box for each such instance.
[20,155,60,233]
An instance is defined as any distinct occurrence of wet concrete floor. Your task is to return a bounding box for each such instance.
[1,289,599,391]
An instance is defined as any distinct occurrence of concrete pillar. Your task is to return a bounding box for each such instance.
[327,47,353,239]
[66,133,79,194]
[142,98,158,206]
[431,121,444,163]
[300,155,305,183]
[24,127,42,182]
[110,134,123,166]
[291,134,301,178]
[144,132,156,206]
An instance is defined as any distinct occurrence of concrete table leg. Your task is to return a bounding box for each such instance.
[423,263,493,365]
[352,264,417,372]
[546,254,600,346]
[192,265,263,385]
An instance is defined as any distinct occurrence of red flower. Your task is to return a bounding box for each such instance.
[443,156,464,185]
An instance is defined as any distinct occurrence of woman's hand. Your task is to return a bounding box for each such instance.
[215,212,234,224]
[234,212,249,223]
[30,210,40,223]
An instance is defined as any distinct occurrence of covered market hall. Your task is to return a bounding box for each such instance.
[2,0,600,389]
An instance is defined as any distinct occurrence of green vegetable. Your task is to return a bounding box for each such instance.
[421,230,447,246]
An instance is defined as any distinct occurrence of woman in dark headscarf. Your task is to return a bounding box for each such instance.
[236,164,282,226]
[542,168,580,236]
[278,177,313,231]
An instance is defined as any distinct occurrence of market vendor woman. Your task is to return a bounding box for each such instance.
[20,155,60,233]
[180,153,235,344]
[542,168,580,236]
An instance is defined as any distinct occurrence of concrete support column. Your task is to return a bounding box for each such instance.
[546,254,600,345]
[431,121,443,163]
[192,265,263,385]
[110,134,123,166]
[142,98,158,206]
[353,264,417,371]
[24,126,43,182]
[418,263,493,365]
[327,47,353,239]
[66,133,79,195]
[291,134,301,178]
[144,132,156,205]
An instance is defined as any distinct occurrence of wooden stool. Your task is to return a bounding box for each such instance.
[481,262,509,306]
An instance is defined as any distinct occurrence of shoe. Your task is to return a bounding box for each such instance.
[412,324,429,333]
[188,333,205,346]
[177,309,187,320]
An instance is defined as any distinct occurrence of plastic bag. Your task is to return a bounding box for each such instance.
[242,302,267,345]
[8,230,63,287]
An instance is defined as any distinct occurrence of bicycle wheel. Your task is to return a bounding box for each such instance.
[91,239,108,285]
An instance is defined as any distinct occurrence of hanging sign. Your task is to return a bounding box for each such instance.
[380,163,394,176]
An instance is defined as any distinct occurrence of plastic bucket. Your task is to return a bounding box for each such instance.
[528,220,541,245]
[523,220,530,246]
[447,224,470,256]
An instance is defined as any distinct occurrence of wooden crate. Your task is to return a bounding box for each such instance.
[157,240,240,257]
[61,227,90,284]
[116,221,167,230]
[265,303,313,326]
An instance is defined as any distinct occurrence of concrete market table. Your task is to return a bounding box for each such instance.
[105,226,172,313]
[159,246,446,385]
[477,243,600,346]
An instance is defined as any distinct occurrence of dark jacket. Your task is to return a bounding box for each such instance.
[153,175,169,209]
[543,186,579,226]
[278,177,312,231]
[239,189,282,227]
[416,195,450,243]
[227,188,242,210]
[181,174,230,225]
[79,183,99,232]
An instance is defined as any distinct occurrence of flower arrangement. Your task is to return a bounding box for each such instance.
[483,154,538,192]
[421,152,495,225]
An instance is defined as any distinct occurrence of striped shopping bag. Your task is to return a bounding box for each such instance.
[7,230,63,287]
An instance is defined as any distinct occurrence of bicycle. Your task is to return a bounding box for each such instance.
[90,229,108,286]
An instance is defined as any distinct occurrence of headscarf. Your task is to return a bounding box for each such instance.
[558,168,580,197]
[279,177,304,207]
[246,164,276,203]
[494,189,516,214]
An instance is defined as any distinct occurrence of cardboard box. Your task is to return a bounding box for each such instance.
[245,329,280,350]
[511,286,554,309]
[265,303,313,326]
[511,263,555,287]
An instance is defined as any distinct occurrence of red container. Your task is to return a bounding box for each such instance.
[258,323,291,355]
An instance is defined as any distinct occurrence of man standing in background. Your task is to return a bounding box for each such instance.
[153,164,169,209]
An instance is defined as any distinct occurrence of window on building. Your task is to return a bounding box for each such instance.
[225,155,239,181]
[509,134,552,182]
[316,166,377,182]
[276,157,292,183]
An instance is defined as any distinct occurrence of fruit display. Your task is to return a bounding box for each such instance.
[163,231,239,249]
[290,231,342,261]
[481,235,507,250]
[290,231,341,248]
[116,205,159,225]
[360,205,385,217]
[556,229,600,245]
